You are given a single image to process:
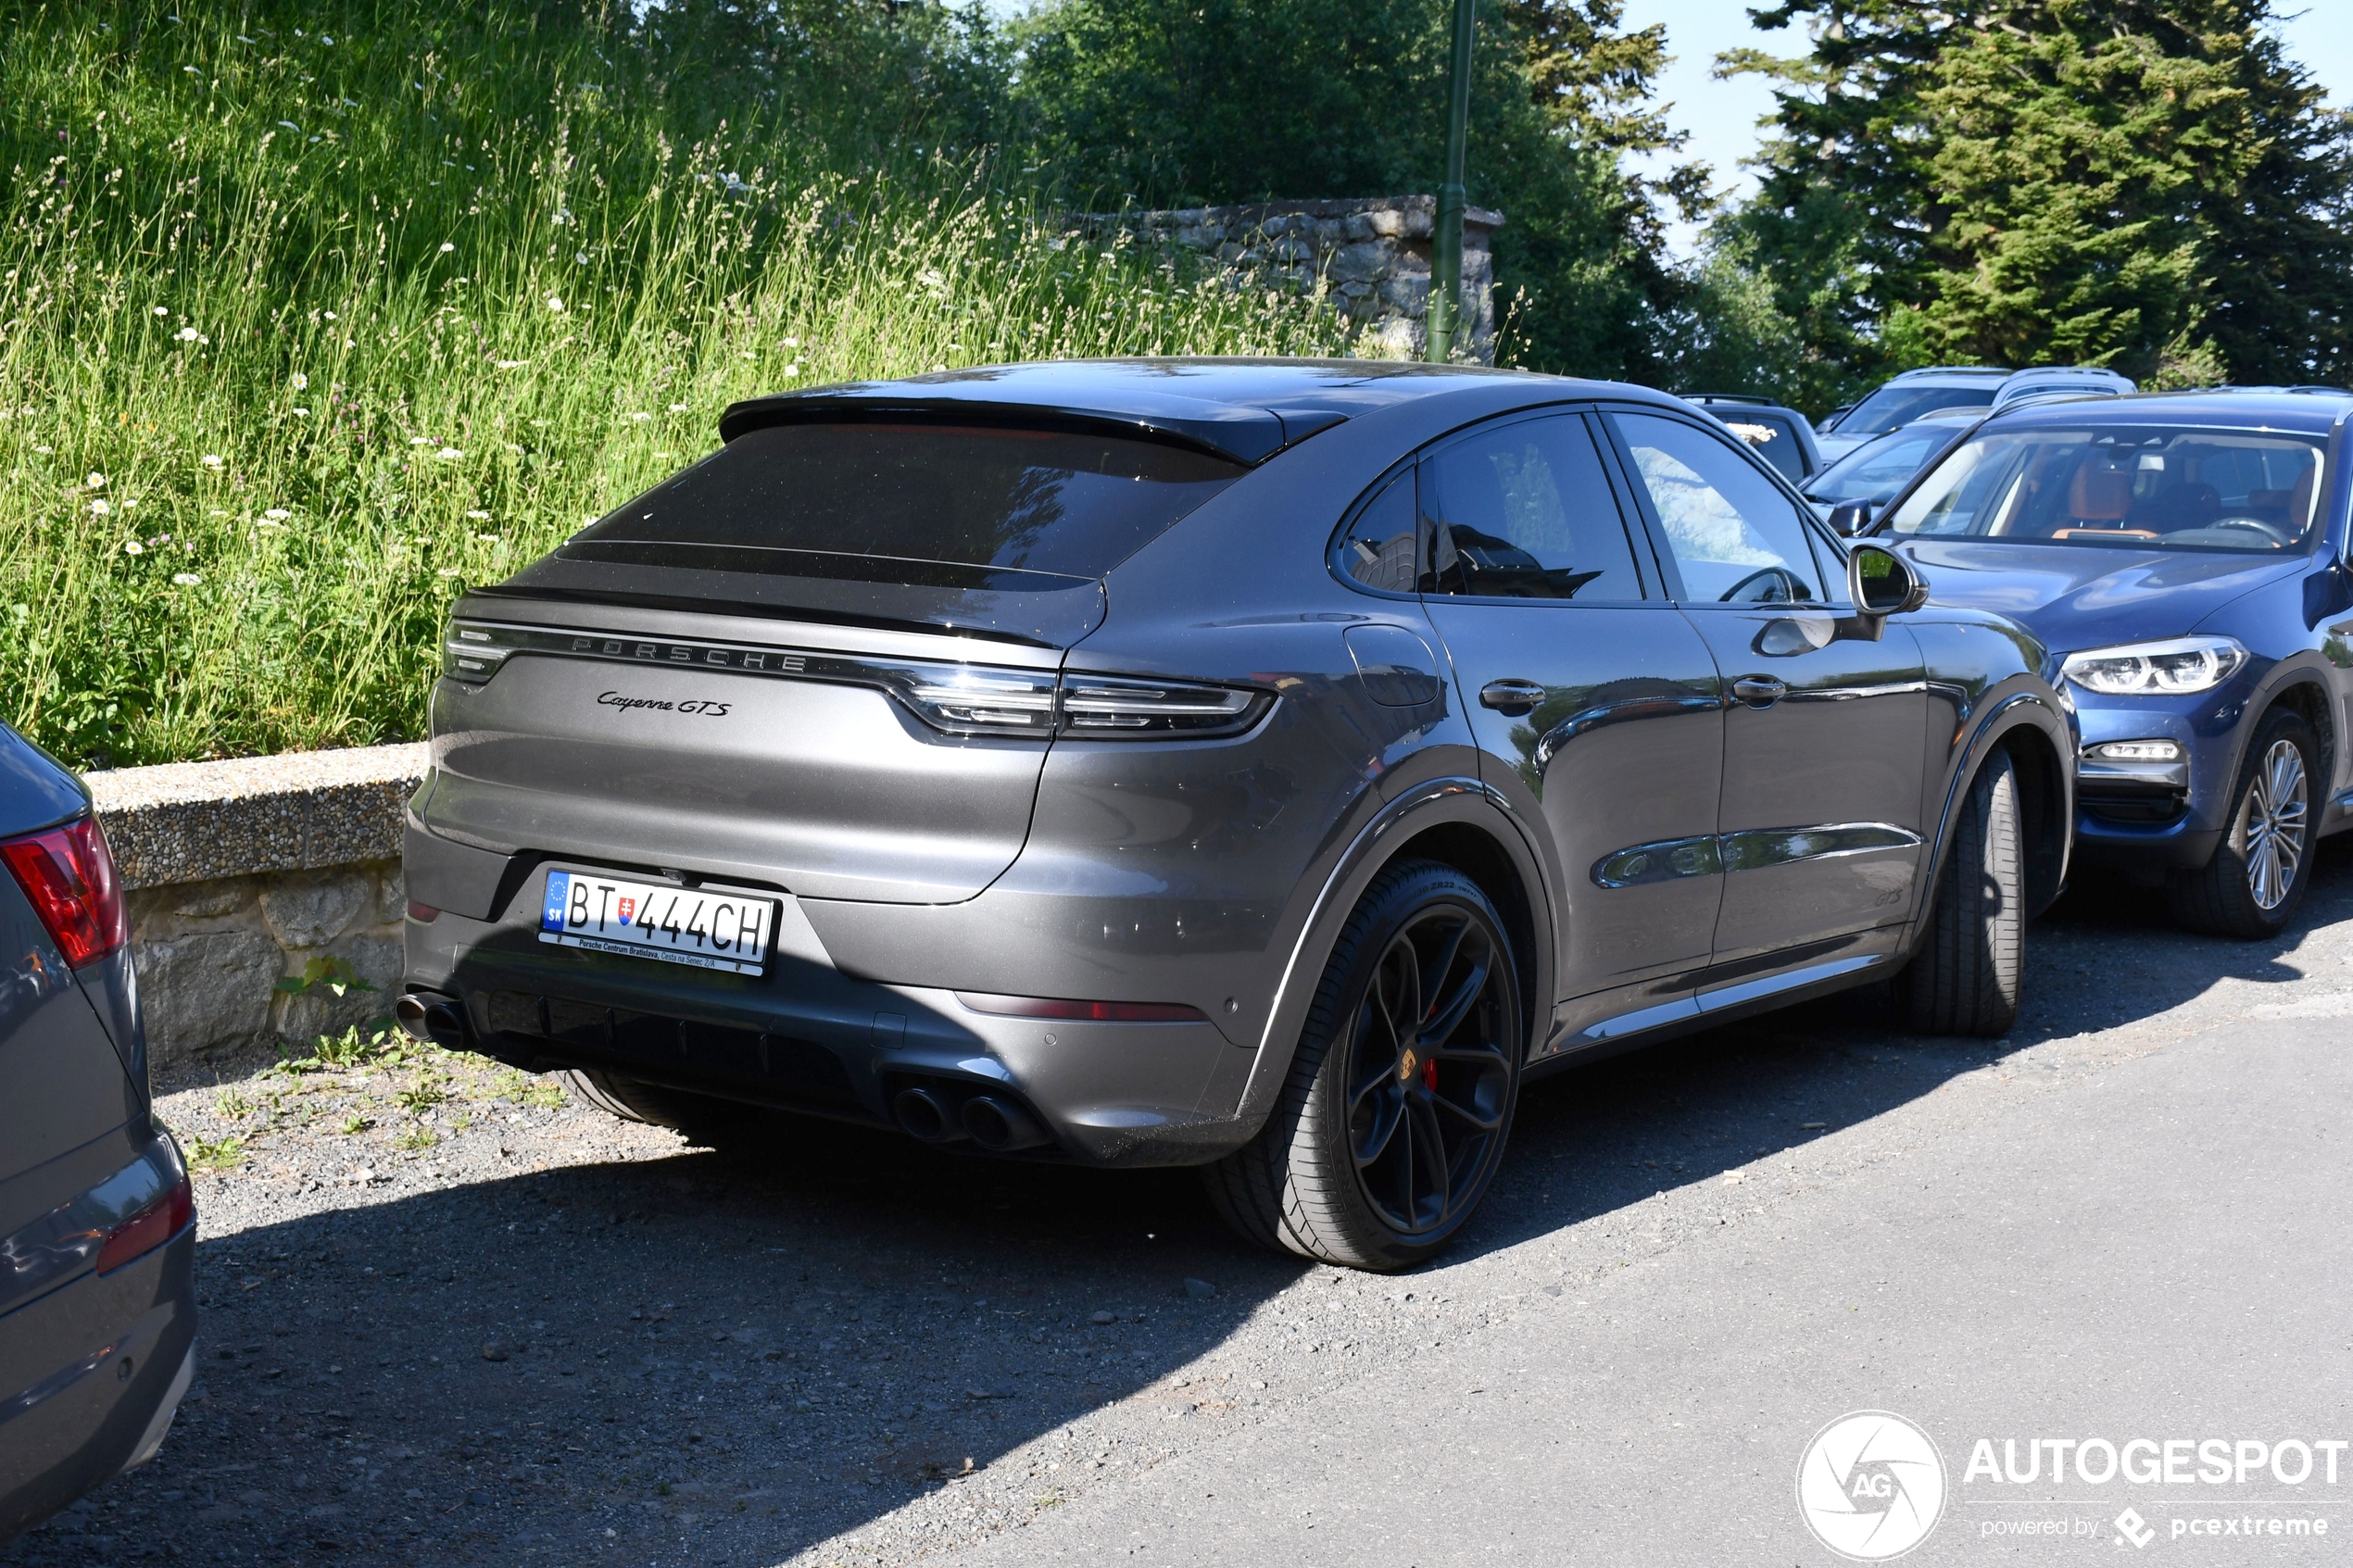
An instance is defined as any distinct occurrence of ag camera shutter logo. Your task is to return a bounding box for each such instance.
[1796,1411,1948,1560]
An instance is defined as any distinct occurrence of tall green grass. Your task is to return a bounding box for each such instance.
[0,2,1366,769]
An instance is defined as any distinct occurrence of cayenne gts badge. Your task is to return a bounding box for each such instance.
[596,691,731,716]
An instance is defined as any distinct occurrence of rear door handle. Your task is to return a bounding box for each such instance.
[1731,675,1788,707]
[1479,678,1546,716]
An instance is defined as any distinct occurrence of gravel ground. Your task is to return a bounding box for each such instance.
[9,843,2353,1567]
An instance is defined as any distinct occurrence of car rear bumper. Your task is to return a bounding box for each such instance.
[406,907,1259,1168]
[0,1223,197,1540]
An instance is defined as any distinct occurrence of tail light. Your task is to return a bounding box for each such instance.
[890,669,1268,738]
[96,1170,195,1274]
[1,814,128,969]
[957,992,1208,1022]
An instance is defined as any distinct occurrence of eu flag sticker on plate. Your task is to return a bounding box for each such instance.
[542,870,572,932]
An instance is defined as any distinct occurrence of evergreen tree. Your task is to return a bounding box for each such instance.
[1727,0,2353,397]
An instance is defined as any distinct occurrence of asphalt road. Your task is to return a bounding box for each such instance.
[9,847,2353,1567]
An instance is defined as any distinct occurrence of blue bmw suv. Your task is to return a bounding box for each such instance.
[1873,388,2353,936]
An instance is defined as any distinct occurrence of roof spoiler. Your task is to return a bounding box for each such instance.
[718,380,1344,466]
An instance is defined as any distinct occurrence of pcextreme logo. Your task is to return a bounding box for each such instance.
[1796,1411,1949,1561]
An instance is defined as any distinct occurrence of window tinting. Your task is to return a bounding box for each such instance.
[572,422,1248,583]
[1420,415,1643,600]
[1338,471,1420,593]
[1611,411,1824,604]
[1889,426,2326,553]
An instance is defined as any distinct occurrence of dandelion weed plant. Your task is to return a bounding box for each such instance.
[0,1,1365,767]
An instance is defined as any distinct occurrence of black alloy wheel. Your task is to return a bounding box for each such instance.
[2172,707,2319,939]
[1206,859,1523,1271]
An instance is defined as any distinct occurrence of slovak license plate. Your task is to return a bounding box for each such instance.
[538,870,777,977]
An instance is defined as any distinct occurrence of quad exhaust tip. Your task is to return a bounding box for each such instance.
[891,1084,1054,1152]
[961,1094,1051,1152]
[395,992,467,1050]
[891,1085,966,1144]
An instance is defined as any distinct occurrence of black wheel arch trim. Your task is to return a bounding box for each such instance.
[1234,776,1556,1135]
[1910,686,2074,943]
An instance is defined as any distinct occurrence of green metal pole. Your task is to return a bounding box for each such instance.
[1427,0,1477,363]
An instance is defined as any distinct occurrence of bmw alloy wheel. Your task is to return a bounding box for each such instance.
[2244,737,2309,911]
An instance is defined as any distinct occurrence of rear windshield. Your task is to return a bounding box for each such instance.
[1888,425,2327,552]
[1807,424,1959,504]
[1842,383,1997,437]
[571,422,1248,583]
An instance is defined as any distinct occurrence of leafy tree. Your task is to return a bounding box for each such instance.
[1009,0,1706,377]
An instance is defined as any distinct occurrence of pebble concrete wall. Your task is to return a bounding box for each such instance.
[1077,194,1504,362]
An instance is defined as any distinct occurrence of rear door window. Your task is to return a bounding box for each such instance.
[571,422,1249,583]
[1419,413,1647,600]
[1337,470,1421,593]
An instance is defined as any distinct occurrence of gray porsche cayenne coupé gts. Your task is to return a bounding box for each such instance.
[398,359,2074,1270]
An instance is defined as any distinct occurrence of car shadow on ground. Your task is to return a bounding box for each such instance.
[3,1119,1310,1568]
[12,844,2350,1567]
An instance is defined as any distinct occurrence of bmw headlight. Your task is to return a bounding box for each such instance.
[2061,635,2247,696]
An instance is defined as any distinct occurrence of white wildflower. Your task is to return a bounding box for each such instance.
[152,305,169,316]
[474,533,497,543]
[262,508,292,520]
[436,446,461,460]
[545,295,565,313]
[291,371,308,390]
[324,310,337,321]
[439,242,456,254]
[200,453,224,469]
[175,326,200,342]
[782,363,800,377]
[290,407,309,417]
[409,435,431,445]
[88,499,110,516]
[668,402,687,412]
[466,509,490,520]
[782,336,799,348]
[85,471,106,488]
[172,572,203,587]
[496,359,527,370]
[575,251,590,265]
[122,539,143,555]
[437,567,462,578]
[627,412,649,422]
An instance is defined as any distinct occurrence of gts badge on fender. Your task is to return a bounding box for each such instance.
[597,691,732,717]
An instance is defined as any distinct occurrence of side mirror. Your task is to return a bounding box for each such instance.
[1826,500,1877,537]
[1848,543,1930,621]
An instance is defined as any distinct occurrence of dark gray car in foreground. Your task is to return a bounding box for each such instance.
[400,359,2075,1269]
[0,725,195,1542]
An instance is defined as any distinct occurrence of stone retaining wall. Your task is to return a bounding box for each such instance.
[87,743,429,1067]
[1077,194,1504,363]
